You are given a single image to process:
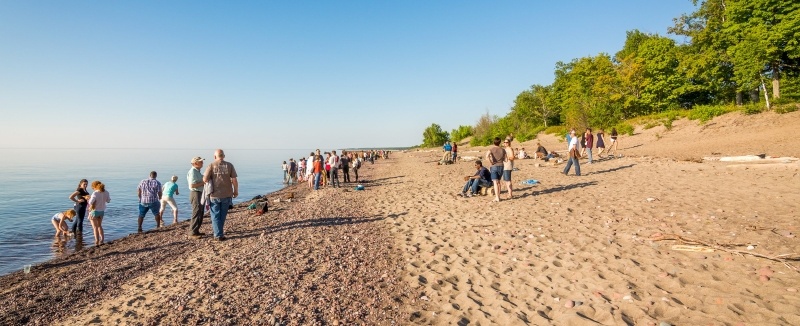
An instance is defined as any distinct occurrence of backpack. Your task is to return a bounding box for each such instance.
[255,201,268,215]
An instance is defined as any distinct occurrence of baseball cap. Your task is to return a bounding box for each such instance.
[191,157,205,164]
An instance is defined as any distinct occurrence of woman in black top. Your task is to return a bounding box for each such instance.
[609,128,619,157]
[69,179,90,233]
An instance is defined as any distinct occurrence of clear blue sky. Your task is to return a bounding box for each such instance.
[0,1,696,149]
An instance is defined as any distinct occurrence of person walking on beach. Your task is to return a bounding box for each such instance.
[608,128,619,157]
[563,130,581,176]
[68,179,90,234]
[502,138,515,199]
[596,129,606,158]
[452,142,458,163]
[585,128,594,164]
[159,175,180,225]
[137,171,162,232]
[486,137,507,202]
[297,158,306,182]
[203,149,238,241]
[88,181,110,246]
[187,156,206,238]
[51,209,76,238]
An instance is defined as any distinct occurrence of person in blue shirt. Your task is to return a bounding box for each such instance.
[442,141,453,163]
[159,175,181,225]
[459,160,492,197]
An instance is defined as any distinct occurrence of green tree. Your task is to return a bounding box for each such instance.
[450,125,473,143]
[552,54,621,129]
[724,0,800,100]
[421,123,449,148]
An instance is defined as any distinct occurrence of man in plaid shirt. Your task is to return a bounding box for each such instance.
[137,171,162,232]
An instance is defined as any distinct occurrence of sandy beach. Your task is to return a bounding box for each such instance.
[2,111,799,325]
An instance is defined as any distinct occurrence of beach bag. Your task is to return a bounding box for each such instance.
[255,200,269,215]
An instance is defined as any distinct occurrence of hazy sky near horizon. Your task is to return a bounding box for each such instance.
[0,1,696,149]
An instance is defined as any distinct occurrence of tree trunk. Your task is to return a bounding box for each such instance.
[736,92,743,106]
[771,64,780,99]
[749,89,759,103]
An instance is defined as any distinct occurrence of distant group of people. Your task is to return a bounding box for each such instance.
[452,127,622,198]
[54,148,239,246]
[282,149,386,190]
[562,127,620,176]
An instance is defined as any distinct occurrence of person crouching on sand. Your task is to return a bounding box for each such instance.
[51,209,76,237]
[89,181,111,246]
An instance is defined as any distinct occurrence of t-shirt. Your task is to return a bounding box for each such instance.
[340,156,349,169]
[586,133,594,148]
[89,190,111,211]
[204,160,238,198]
[475,167,491,182]
[162,181,178,198]
[503,147,514,170]
[452,143,458,153]
[138,178,162,204]
[289,161,297,173]
[187,167,203,192]
[488,146,506,167]
[443,143,452,151]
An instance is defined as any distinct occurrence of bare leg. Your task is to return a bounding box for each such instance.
[90,217,100,245]
[173,209,178,224]
[492,180,501,202]
[504,181,513,199]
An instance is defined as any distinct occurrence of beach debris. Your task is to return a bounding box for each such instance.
[747,245,755,250]
[651,233,800,272]
[646,197,658,202]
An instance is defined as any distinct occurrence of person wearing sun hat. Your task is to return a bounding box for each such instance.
[187,156,206,238]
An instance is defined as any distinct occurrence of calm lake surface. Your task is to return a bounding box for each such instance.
[0,148,314,276]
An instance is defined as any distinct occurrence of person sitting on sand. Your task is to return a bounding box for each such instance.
[51,209,76,237]
[460,160,492,197]
[535,143,557,161]
[517,148,528,159]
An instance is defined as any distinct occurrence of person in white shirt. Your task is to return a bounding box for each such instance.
[562,130,581,176]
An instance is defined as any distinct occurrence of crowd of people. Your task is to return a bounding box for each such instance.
[281,149,388,190]
[52,149,239,246]
[452,127,622,199]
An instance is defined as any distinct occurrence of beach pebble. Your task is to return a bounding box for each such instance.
[787,288,797,292]
[564,300,574,308]
[420,295,430,301]
[646,198,656,202]
[660,322,673,326]
[759,275,770,282]
[623,295,632,301]
[758,267,774,276]
[746,245,755,250]
[658,272,669,278]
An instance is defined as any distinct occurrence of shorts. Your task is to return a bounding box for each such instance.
[139,202,161,217]
[502,170,512,181]
[90,210,105,218]
[160,196,178,211]
[489,166,503,181]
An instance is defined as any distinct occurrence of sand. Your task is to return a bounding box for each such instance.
[1,110,799,325]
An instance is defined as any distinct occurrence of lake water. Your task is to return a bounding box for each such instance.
[0,148,315,276]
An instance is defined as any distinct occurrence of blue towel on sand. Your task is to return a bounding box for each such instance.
[521,179,539,185]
